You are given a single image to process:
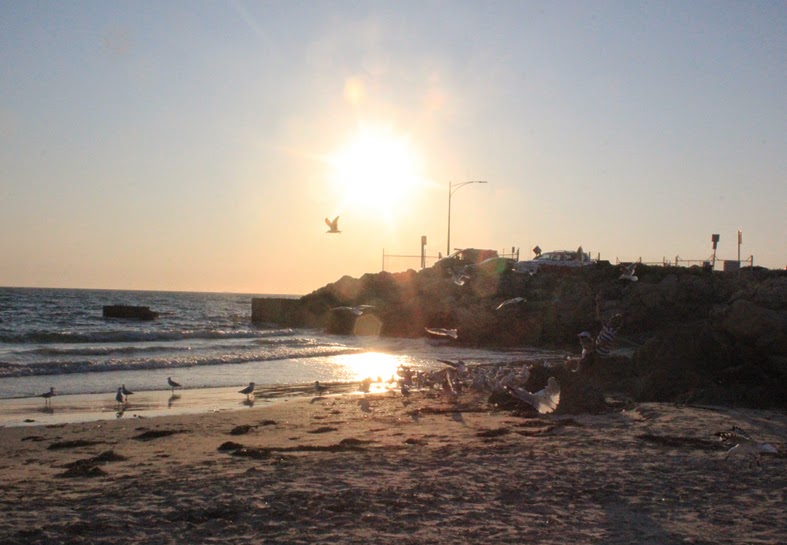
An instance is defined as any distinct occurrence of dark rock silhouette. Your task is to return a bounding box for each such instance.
[252,265,787,409]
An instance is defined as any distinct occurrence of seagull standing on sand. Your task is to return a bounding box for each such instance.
[238,382,255,401]
[115,387,126,408]
[325,216,341,233]
[715,427,778,466]
[505,377,561,414]
[167,377,181,393]
[121,384,134,401]
[619,262,638,282]
[314,381,328,396]
[39,387,56,406]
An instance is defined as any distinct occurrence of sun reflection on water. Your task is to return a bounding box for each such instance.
[332,352,405,384]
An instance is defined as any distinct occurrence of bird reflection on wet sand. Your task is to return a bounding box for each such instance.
[168,394,181,408]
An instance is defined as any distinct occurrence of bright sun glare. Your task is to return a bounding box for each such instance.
[335,351,403,384]
[331,126,425,219]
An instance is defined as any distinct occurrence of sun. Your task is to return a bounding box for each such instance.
[330,125,426,220]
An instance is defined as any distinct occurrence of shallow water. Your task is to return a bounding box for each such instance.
[0,287,569,402]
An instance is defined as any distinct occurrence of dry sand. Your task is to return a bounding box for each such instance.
[1,386,785,545]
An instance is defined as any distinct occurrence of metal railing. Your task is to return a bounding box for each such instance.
[382,250,756,273]
[615,257,672,267]
[675,255,754,270]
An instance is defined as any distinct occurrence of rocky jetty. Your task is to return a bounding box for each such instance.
[253,264,787,409]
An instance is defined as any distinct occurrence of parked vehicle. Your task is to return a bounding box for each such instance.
[514,250,595,274]
[434,248,499,275]
[463,257,517,277]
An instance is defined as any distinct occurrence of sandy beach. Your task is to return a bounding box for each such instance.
[1,385,785,545]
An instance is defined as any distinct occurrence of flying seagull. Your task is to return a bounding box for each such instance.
[715,427,778,466]
[442,371,459,400]
[331,305,375,316]
[167,376,181,393]
[505,377,561,414]
[619,262,638,282]
[452,271,471,286]
[325,216,341,233]
[496,297,526,311]
[39,387,56,406]
[437,359,467,375]
[425,327,458,340]
[238,382,255,400]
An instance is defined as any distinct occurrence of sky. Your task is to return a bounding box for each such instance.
[1,1,785,295]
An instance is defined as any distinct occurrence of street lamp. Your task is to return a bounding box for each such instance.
[447,180,487,255]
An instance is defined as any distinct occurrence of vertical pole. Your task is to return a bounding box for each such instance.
[737,230,742,264]
[382,249,385,272]
[446,181,452,255]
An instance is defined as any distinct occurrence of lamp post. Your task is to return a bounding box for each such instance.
[447,180,487,255]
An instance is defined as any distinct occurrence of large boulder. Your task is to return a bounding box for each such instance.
[719,299,786,346]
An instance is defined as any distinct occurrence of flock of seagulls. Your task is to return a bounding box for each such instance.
[38,376,260,409]
[38,375,346,411]
[389,360,561,415]
[35,371,782,468]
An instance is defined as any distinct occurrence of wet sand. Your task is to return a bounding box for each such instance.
[0,382,370,427]
[1,387,785,544]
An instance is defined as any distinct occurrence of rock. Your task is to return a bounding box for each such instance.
[720,299,785,344]
[103,305,159,320]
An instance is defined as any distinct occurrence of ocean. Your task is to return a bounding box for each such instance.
[0,287,568,400]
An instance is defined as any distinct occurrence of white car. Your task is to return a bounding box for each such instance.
[514,250,595,274]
